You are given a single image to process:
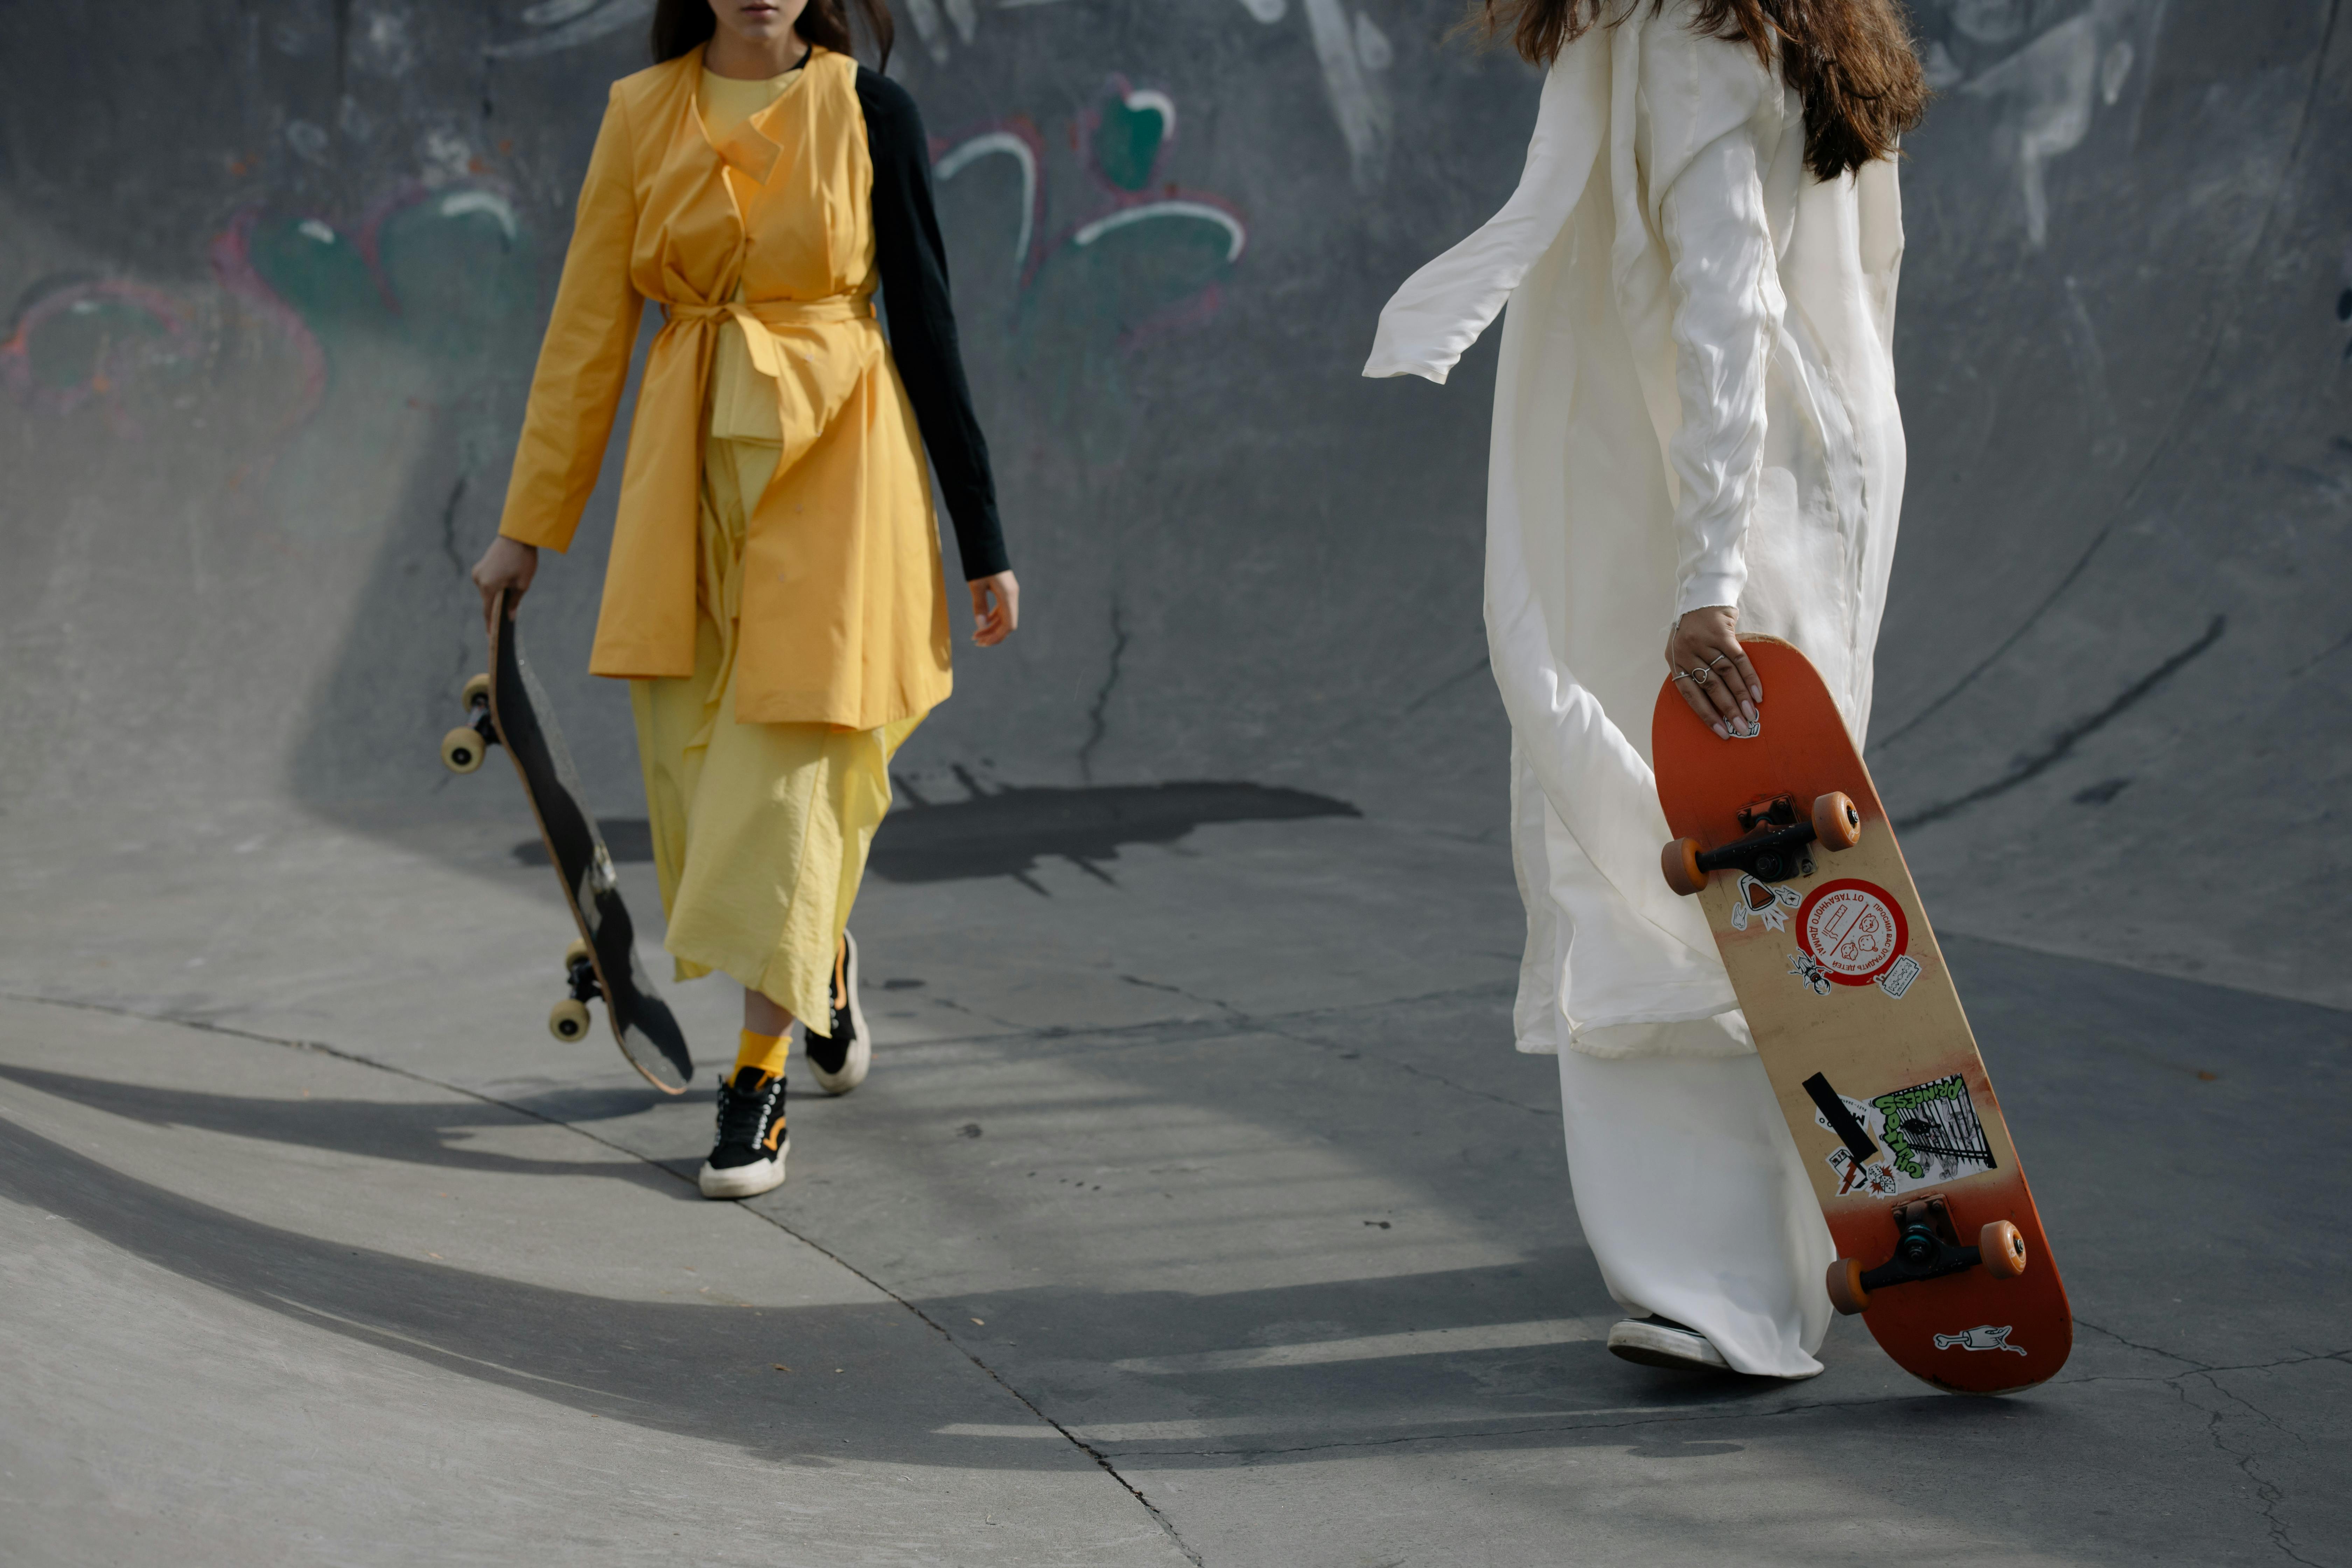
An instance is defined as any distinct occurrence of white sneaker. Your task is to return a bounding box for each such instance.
[1607,1316,1731,1372]
[804,929,870,1096]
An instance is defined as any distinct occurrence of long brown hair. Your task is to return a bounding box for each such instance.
[1466,0,1928,180]
[651,0,895,71]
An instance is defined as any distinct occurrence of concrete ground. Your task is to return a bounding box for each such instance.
[5,4,2350,1562]
[2,802,2344,1566]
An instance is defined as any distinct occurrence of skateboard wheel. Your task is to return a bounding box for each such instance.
[1978,1219,2029,1278]
[441,726,486,774]
[461,672,492,710]
[1812,791,1862,851]
[563,938,593,972]
[1661,837,1709,896]
[548,997,592,1042]
[1826,1257,1871,1316]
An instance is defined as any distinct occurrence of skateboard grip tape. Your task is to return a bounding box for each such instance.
[1802,1072,1881,1165]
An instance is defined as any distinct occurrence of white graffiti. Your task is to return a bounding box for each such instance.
[487,0,653,61]
[1934,1324,2028,1355]
[1938,0,2158,248]
[936,133,1040,266]
[441,189,523,244]
[1076,202,1247,264]
[1302,0,1392,191]
[484,0,1396,197]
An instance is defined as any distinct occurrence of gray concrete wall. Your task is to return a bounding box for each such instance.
[3,0,2346,1004]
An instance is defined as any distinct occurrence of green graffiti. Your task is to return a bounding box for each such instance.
[247,191,538,374]
[1093,94,1167,193]
[1871,1074,1969,1180]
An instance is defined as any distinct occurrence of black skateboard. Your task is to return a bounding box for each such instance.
[440,589,693,1094]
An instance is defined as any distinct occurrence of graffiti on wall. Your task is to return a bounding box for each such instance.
[0,282,197,425]
[934,77,1247,453]
[1919,0,2164,248]
[488,0,1401,191]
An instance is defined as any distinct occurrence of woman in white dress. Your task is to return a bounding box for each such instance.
[1366,0,1928,1377]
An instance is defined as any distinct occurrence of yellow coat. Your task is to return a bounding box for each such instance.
[498,47,952,730]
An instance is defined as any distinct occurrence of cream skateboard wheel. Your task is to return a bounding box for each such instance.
[441,726,486,774]
[548,997,591,1042]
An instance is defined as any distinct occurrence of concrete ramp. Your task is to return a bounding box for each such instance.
[2,2,2344,989]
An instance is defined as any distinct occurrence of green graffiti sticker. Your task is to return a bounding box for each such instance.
[1816,1072,1997,1197]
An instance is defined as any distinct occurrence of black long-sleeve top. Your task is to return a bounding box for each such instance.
[855,66,1008,582]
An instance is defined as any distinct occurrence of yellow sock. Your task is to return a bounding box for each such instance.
[732,1028,790,1081]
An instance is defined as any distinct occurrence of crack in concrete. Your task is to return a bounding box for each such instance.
[1077,596,1128,785]
[438,475,469,580]
[4,992,1206,1568]
[2070,1314,2211,1370]
[2171,1371,2325,1568]
[1895,614,2226,830]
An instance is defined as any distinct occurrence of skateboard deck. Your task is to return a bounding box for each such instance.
[440,591,693,1095]
[1651,637,2069,1393]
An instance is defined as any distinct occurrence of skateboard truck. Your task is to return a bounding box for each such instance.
[1662,792,1861,896]
[1827,1195,2030,1316]
[551,938,597,1043]
[440,673,500,775]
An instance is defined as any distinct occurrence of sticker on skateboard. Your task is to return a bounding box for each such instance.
[1935,1325,2027,1355]
[1794,878,1910,987]
[1731,873,1802,932]
[1809,1071,1997,1198]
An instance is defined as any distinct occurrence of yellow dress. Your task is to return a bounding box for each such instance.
[627,66,917,1023]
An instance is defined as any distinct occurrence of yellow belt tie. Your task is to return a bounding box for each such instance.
[665,295,874,380]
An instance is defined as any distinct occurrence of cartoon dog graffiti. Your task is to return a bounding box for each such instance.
[1933,1324,2027,1356]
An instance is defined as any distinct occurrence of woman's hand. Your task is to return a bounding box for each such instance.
[968,571,1019,648]
[471,536,539,635]
[1664,606,1762,740]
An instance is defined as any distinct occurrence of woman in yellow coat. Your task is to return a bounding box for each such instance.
[470,0,1017,1199]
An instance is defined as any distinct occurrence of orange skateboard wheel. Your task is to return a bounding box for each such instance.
[1812,791,1862,851]
[1662,837,1709,896]
[1978,1220,2028,1278]
[1826,1257,1871,1316]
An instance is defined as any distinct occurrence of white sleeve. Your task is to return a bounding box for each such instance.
[1657,111,1779,617]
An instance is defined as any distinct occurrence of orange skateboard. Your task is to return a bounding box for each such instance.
[1652,637,2070,1393]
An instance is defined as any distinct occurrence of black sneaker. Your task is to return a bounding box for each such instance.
[803,929,869,1096]
[697,1066,788,1199]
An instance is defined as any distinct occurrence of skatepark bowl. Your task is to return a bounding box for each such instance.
[1,3,2346,1564]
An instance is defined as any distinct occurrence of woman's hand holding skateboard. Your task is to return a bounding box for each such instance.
[1665,606,1762,739]
[471,536,539,634]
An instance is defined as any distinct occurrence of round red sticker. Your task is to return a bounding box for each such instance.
[1794,879,1909,986]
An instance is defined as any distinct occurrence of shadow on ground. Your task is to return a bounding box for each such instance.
[513,780,1362,889]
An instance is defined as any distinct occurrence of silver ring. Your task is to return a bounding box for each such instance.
[1707,653,1732,669]
[1686,666,1712,687]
